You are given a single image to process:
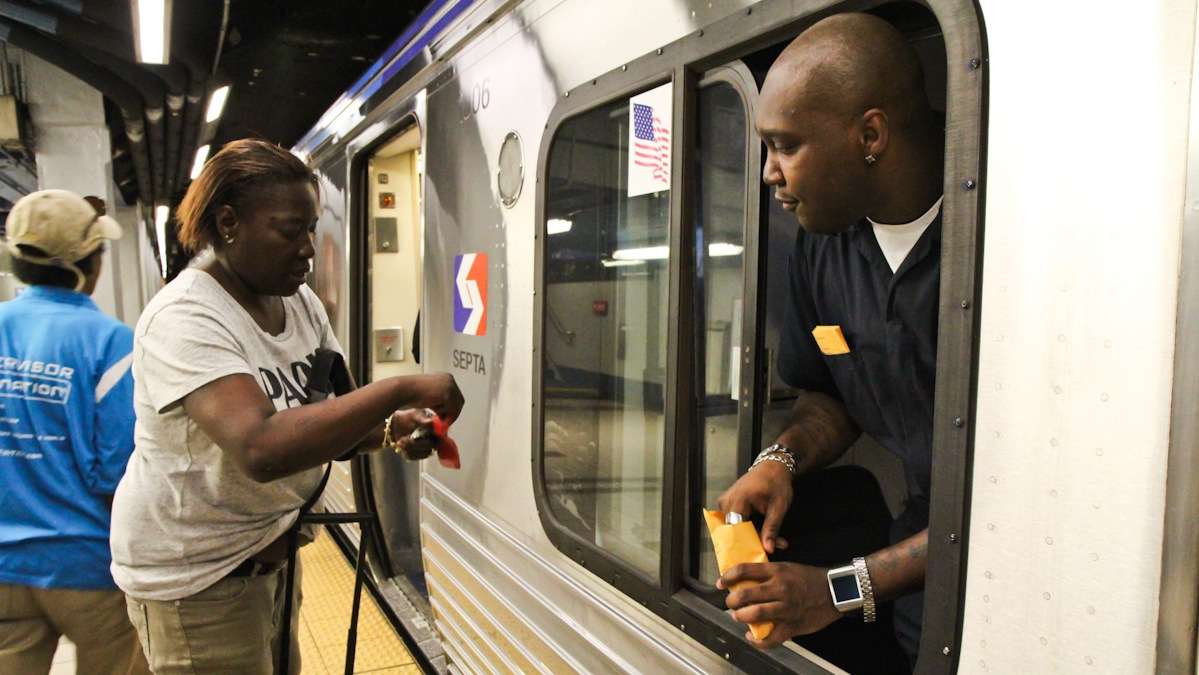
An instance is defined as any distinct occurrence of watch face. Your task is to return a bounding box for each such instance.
[831,573,861,603]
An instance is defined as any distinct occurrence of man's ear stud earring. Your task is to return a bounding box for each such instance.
[864,154,878,166]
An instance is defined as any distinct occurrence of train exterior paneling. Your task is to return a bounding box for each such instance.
[295,0,1199,672]
[962,2,1198,673]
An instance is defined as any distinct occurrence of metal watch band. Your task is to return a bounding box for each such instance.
[852,556,877,623]
[751,443,797,476]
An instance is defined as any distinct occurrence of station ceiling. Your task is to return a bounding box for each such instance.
[0,0,432,208]
[209,0,432,150]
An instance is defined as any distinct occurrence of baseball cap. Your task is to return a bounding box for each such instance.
[5,189,123,265]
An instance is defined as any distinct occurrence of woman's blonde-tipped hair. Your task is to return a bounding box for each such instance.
[175,138,318,253]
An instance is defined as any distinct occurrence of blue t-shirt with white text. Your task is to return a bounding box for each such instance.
[0,285,135,589]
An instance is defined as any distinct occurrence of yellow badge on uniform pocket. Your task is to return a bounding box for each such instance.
[812,325,851,355]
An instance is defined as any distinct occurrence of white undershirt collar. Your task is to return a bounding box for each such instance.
[867,195,944,273]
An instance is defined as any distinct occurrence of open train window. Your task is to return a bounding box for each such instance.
[540,86,673,581]
[535,1,985,672]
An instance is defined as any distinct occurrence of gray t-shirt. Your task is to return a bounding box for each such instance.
[110,268,342,601]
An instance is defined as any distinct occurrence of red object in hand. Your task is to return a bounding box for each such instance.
[430,414,460,469]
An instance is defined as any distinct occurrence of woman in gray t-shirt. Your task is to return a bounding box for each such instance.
[110,139,464,674]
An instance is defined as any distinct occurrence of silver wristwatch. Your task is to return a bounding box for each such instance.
[750,443,797,476]
[826,557,877,622]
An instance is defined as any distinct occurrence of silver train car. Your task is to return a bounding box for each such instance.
[292,0,1199,672]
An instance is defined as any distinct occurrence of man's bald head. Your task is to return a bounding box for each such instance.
[756,13,944,234]
[764,13,931,133]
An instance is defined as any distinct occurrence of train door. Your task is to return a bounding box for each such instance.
[362,123,428,595]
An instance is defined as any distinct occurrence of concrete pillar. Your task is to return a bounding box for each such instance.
[21,50,139,326]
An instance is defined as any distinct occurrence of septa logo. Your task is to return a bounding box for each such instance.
[453,252,487,336]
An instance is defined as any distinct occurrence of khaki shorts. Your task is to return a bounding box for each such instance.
[0,582,150,675]
[124,561,302,675]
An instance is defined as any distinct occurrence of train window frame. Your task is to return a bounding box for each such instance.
[532,0,987,672]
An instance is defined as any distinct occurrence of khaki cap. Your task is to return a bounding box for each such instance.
[5,189,123,265]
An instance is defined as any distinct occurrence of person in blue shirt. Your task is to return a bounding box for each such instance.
[0,189,148,674]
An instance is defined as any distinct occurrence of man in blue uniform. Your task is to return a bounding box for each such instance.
[0,189,147,674]
[717,13,945,672]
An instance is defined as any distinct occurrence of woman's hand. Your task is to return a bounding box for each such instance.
[407,373,465,422]
[387,408,438,460]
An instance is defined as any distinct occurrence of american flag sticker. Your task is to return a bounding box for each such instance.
[453,253,487,336]
[627,83,672,197]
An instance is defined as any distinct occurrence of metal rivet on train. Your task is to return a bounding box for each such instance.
[746,7,753,14]
[724,653,730,659]
[963,179,976,190]
[969,57,982,70]
[698,29,705,37]
[564,91,569,97]
[943,646,952,656]
[621,65,627,71]
[656,48,663,55]
[953,417,964,428]
[960,300,970,309]
[948,533,959,544]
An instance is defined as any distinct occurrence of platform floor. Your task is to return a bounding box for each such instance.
[50,528,419,674]
[298,528,420,674]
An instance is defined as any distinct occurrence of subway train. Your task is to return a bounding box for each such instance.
[271,0,1199,672]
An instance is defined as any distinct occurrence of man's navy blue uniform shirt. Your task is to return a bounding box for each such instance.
[778,214,941,533]
[778,213,941,658]
[0,285,135,590]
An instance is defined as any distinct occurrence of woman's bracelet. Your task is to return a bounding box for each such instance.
[382,412,397,450]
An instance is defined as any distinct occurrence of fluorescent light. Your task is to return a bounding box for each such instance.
[133,0,171,65]
[601,258,646,268]
[611,245,668,261]
[154,205,169,276]
[547,218,572,235]
[708,242,744,257]
[205,85,230,123]
[190,144,210,180]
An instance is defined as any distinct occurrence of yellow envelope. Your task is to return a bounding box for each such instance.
[811,325,850,355]
[703,509,774,641]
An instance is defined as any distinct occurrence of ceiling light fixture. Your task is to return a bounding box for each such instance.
[132,0,172,65]
[708,242,744,257]
[611,245,669,261]
[190,145,210,180]
[205,85,230,123]
[154,205,169,276]
[547,218,572,235]
[601,258,646,268]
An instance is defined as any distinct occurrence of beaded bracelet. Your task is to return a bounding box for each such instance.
[381,412,398,451]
